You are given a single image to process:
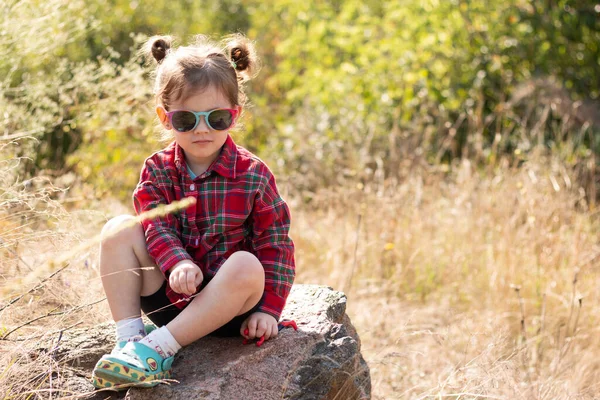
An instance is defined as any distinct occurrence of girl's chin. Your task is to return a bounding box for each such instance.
[186,148,218,162]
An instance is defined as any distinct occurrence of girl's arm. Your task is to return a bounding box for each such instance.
[250,172,296,321]
[133,158,195,277]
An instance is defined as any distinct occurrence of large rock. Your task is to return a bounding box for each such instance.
[58,285,371,399]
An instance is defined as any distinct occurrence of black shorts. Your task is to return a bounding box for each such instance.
[140,280,259,337]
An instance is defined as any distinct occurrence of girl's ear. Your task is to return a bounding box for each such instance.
[156,106,170,128]
[231,105,242,128]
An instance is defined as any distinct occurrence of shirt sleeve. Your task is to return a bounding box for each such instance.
[132,159,194,275]
[250,172,296,320]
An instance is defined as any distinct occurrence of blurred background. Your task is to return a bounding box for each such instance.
[1,1,600,399]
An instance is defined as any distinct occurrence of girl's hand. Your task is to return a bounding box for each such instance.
[241,312,278,341]
[168,260,203,296]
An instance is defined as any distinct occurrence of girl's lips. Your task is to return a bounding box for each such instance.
[193,140,212,143]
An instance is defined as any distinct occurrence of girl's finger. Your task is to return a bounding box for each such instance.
[247,317,258,339]
[271,323,278,339]
[170,272,180,293]
[178,270,189,295]
[194,270,203,288]
[240,318,249,338]
[256,320,268,340]
[187,271,196,295]
[185,271,195,295]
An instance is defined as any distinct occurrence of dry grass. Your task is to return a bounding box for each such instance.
[290,152,600,399]
[1,149,600,399]
[0,151,110,399]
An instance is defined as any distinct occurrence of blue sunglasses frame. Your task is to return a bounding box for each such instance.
[158,106,239,132]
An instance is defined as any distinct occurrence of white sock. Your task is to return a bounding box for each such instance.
[116,317,145,342]
[139,326,181,358]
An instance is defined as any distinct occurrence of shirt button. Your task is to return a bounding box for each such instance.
[190,184,195,191]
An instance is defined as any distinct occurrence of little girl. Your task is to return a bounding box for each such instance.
[91,34,295,389]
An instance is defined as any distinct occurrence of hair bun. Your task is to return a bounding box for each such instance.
[151,36,172,64]
[224,34,259,81]
[230,47,249,71]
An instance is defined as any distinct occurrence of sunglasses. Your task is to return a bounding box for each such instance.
[160,107,239,132]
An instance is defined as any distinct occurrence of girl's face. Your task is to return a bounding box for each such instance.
[158,86,241,171]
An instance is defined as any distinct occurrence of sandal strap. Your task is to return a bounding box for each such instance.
[120,342,174,372]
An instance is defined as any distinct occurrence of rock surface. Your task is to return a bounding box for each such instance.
[57,284,371,399]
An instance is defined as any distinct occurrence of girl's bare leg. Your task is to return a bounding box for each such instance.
[167,251,265,346]
[99,215,165,322]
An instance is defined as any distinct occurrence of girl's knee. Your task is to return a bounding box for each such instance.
[100,215,143,245]
[226,251,265,283]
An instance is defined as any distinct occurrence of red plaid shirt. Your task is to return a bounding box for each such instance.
[132,135,295,320]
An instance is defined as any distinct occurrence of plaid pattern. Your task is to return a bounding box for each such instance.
[133,135,295,319]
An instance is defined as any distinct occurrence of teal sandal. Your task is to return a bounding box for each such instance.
[91,324,164,390]
[92,341,174,389]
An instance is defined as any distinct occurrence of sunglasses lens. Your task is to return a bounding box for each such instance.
[207,110,234,131]
[171,111,197,132]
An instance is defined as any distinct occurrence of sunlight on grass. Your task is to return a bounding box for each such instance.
[290,155,600,399]
[3,151,598,399]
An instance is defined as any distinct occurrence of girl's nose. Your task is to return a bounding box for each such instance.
[194,116,210,133]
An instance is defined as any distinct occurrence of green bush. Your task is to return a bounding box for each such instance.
[2,0,599,200]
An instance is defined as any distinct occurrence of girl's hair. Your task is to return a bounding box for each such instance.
[142,34,259,112]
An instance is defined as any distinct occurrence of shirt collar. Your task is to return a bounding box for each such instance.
[173,135,237,180]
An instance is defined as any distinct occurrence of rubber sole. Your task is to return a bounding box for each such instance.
[91,359,171,390]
